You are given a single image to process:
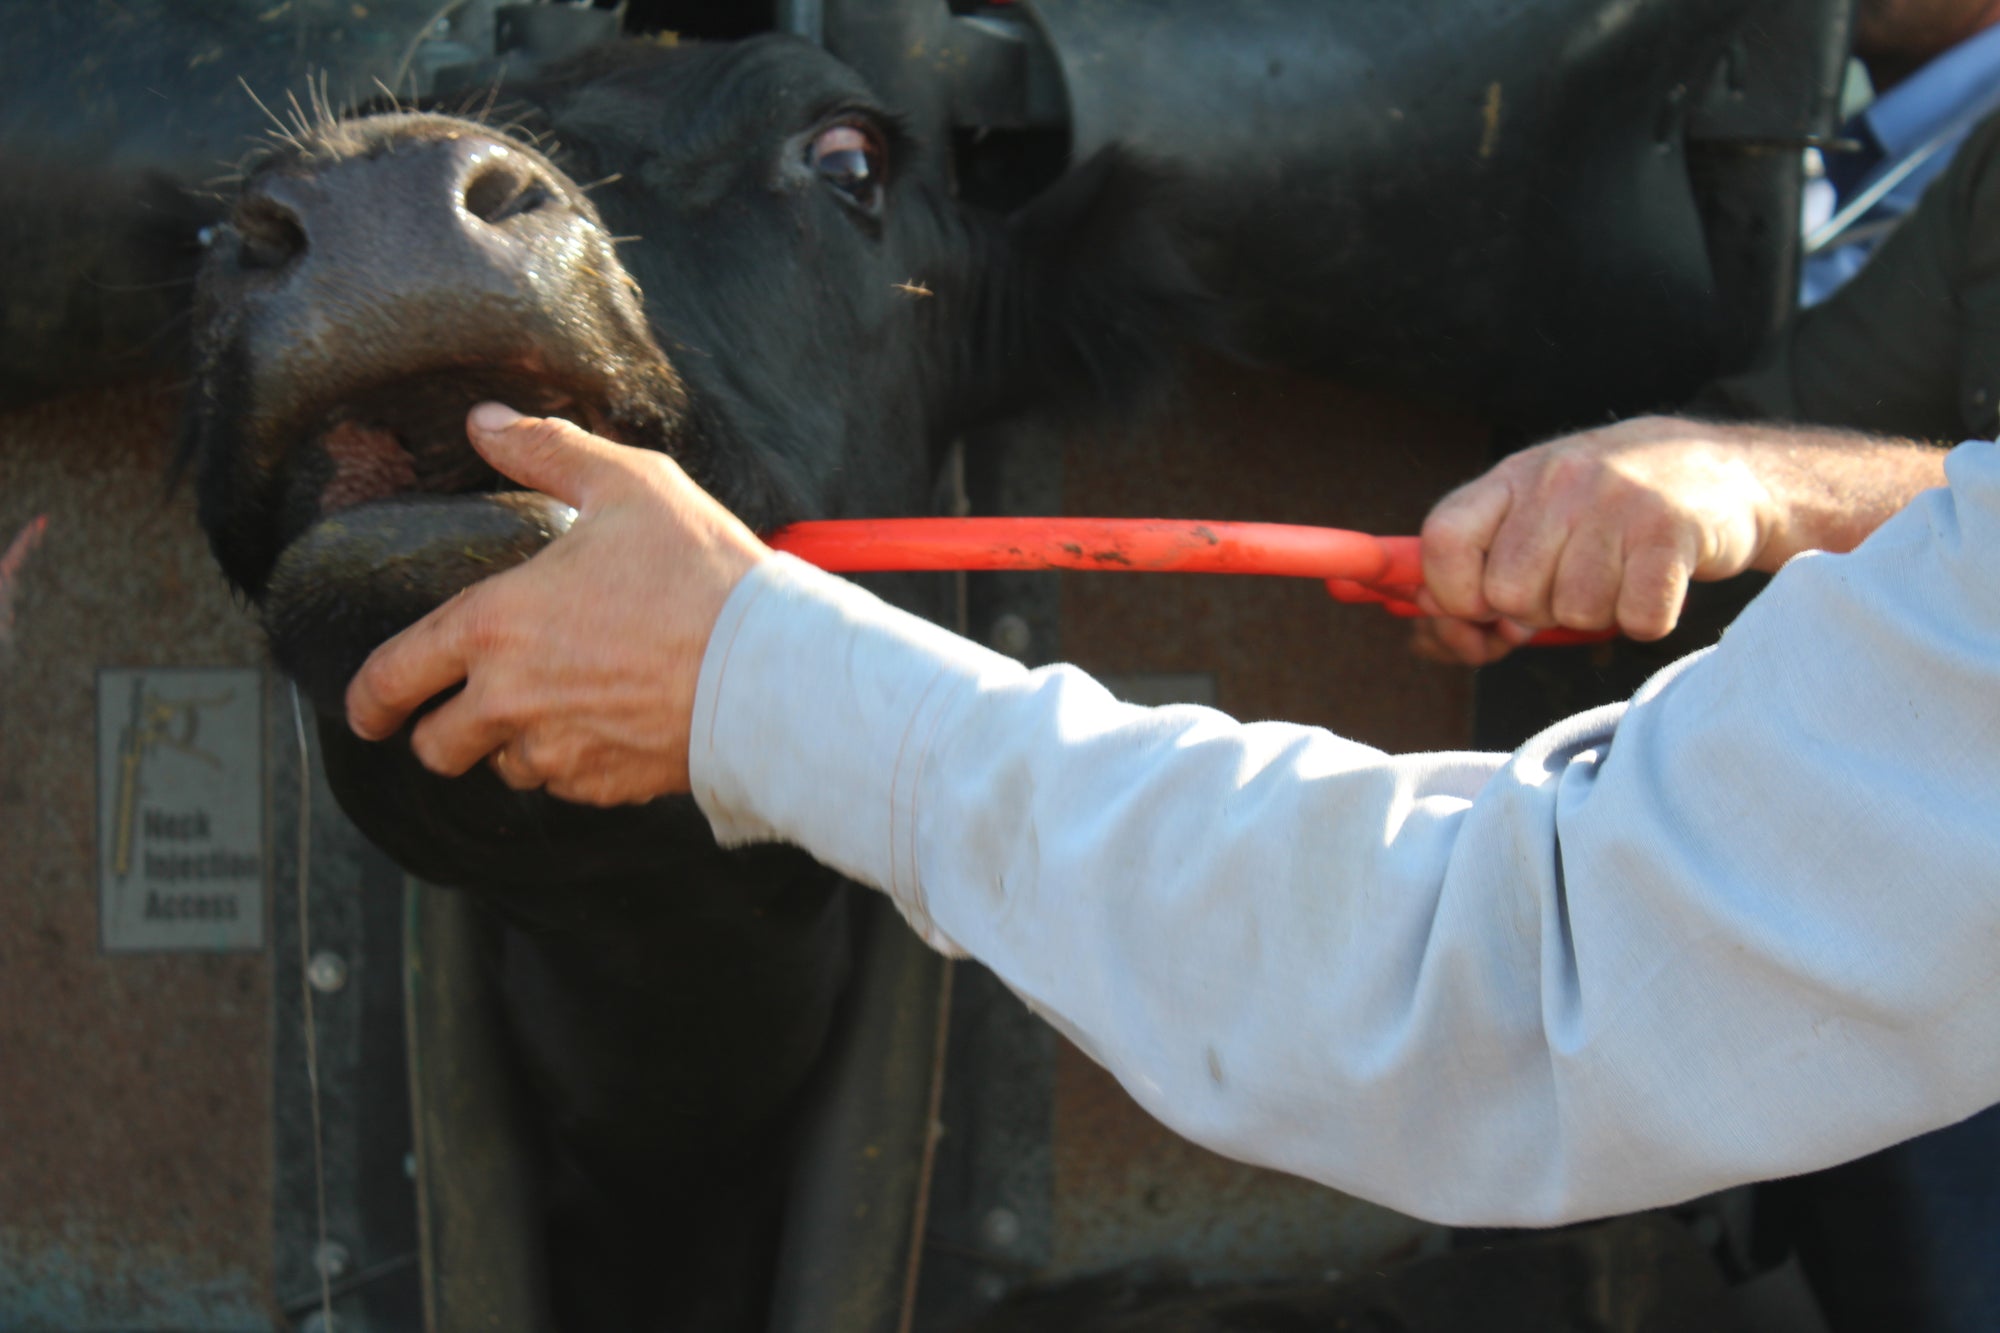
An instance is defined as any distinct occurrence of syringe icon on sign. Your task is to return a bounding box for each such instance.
[112,678,231,879]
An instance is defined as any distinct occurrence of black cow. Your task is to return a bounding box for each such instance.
[181,34,1206,1331]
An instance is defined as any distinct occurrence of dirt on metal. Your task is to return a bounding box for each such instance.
[0,380,277,1328]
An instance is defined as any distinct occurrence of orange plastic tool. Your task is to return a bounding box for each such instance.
[766,518,1613,647]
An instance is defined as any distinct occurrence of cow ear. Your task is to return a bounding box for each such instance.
[970,147,1218,420]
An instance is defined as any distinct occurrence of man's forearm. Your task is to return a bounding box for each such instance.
[1737,424,1950,569]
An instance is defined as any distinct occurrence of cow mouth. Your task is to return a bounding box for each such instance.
[294,366,615,526]
[256,365,627,713]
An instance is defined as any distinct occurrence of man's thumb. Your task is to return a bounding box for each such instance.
[466,402,617,506]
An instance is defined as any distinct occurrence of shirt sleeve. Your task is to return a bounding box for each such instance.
[689,442,2000,1228]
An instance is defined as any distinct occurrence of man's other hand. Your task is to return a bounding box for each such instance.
[1413,417,1946,666]
[345,403,769,805]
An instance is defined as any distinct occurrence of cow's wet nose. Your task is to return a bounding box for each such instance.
[228,133,572,283]
[223,130,612,416]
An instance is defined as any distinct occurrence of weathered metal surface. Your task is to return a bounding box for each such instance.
[0,381,276,1329]
[1057,354,1484,752]
[1,378,422,1330]
[405,881,548,1333]
[269,709,422,1333]
[960,1214,1747,1331]
[768,896,951,1333]
[1048,1045,1448,1284]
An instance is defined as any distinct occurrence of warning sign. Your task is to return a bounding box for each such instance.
[97,667,266,952]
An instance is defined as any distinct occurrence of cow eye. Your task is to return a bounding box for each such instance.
[808,122,883,216]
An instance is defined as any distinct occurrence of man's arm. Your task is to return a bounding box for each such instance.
[694,442,2000,1225]
[1414,416,1947,664]
[351,411,2000,1227]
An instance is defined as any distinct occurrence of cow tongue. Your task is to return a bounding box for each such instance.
[262,491,576,716]
[309,372,583,512]
[320,420,419,512]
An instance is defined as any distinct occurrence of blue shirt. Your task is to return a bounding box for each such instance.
[692,439,2000,1225]
[1803,23,2000,305]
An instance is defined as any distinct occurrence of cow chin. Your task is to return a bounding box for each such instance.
[260,487,578,715]
[316,712,730,897]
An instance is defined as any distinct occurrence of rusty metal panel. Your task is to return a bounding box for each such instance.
[404,882,548,1333]
[1,380,422,1330]
[1055,356,1484,753]
[0,382,278,1329]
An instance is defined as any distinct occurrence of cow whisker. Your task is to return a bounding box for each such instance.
[239,78,306,153]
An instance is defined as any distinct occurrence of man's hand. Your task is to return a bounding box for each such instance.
[344,403,769,805]
[1414,417,1947,665]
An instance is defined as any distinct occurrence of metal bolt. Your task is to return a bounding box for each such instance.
[980,1206,1021,1250]
[974,1272,1009,1303]
[306,951,348,994]
[988,613,1032,661]
[313,1239,352,1280]
[403,1151,417,1180]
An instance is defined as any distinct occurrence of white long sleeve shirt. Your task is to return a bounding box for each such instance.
[689,439,2000,1228]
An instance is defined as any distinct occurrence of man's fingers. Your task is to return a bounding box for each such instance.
[1549,526,1624,630]
[466,403,631,509]
[408,684,515,778]
[1414,616,1522,666]
[1615,543,1696,641]
[1421,477,1515,620]
[489,741,545,792]
[1480,501,1574,626]
[347,600,475,741]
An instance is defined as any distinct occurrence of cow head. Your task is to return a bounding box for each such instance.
[181,34,1208,889]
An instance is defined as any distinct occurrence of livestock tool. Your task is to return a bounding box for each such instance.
[766,517,1614,646]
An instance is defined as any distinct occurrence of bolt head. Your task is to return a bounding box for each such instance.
[313,1239,352,1279]
[981,1206,1021,1250]
[306,951,348,994]
[988,613,1032,661]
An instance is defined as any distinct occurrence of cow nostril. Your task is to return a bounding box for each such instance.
[235,200,307,271]
[463,164,554,225]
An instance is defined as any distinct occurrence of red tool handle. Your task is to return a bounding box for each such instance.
[766,518,1613,646]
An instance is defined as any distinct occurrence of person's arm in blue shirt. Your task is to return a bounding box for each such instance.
[349,409,2000,1226]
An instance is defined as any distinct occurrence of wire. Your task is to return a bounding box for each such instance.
[291,684,336,1331]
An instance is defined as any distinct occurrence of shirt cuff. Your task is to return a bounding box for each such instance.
[688,552,1024,951]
